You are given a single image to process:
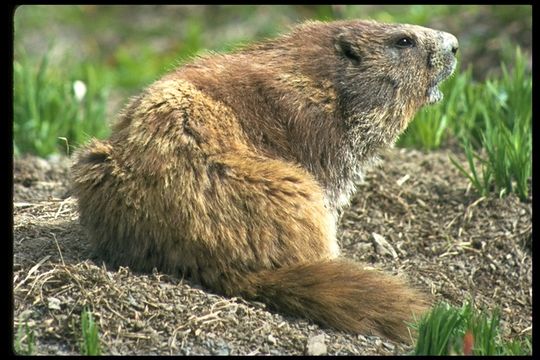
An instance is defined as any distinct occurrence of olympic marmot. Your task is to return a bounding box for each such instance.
[71,20,458,343]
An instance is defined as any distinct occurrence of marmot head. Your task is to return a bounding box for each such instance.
[333,20,457,104]
[341,21,458,130]
[283,20,458,137]
[332,21,457,132]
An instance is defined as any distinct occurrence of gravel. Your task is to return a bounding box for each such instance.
[13,148,532,355]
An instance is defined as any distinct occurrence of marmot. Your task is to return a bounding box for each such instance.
[71,20,458,343]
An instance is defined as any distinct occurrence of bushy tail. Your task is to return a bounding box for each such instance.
[239,259,428,343]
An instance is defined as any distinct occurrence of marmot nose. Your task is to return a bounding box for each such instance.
[440,32,459,56]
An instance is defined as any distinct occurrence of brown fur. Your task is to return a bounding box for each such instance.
[71,20,458,343]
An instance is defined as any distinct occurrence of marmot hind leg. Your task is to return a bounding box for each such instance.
[170,151,341,293]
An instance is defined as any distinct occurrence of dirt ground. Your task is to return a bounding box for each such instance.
[12,148,532,355]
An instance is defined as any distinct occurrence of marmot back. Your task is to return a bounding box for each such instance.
[71,19,458,343]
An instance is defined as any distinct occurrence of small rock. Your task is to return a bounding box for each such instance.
[34,157,53,173]
[267,334,277,345]
[47,297,61,310]
[305,334,327,356]
[356,242,374,253]
[132,320,145,331]
[372,233,398,259]
[212,348,230,356]
[211,343,230,356]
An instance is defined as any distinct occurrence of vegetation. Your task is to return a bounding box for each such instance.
[80,308,101,355]
[14,309,102,355]
[14,321,35,355]
[412,301,531,355]
[13,50,110,157]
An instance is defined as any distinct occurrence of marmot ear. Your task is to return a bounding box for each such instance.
[335,32,361,65]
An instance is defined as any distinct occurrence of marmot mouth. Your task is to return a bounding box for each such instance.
[427,85,443,104]
[426,60,457,105]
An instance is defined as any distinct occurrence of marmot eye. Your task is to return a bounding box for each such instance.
[395,37,415,48]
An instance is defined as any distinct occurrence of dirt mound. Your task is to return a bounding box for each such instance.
[12,148,531,355]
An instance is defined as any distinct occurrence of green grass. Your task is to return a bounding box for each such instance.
[80,308,101,355]
[450,49,531,201]
[14,321,36,355]
[411,301,531,355]
[13,309,102,355]
[14,49,110,157]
